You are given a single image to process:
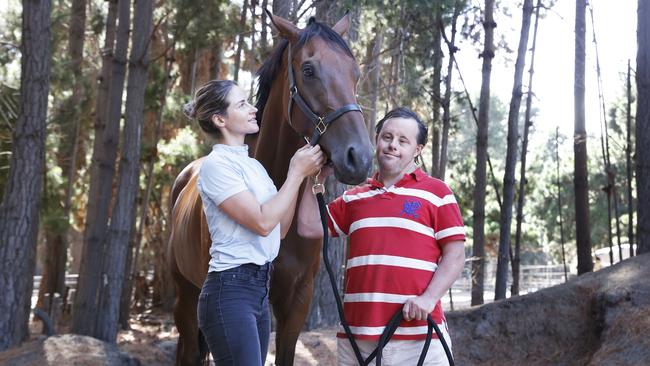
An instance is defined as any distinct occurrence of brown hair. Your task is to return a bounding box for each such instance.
[183,80,237,139]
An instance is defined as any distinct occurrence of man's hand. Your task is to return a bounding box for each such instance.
[402,241,465,322]
[402,295,437,321]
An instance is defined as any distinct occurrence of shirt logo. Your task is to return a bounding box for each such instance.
[401,200,422,219]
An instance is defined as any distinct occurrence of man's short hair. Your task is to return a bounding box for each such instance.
[375,107,428,146]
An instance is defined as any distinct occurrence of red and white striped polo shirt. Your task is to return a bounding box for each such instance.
[327,168,465,341]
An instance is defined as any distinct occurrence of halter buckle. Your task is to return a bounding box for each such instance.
[315,117,327,135]
[290,86,297,97]
[311,182,325,195]
[311,169,326,195]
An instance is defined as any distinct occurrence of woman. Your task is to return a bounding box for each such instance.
[183,80,325,365]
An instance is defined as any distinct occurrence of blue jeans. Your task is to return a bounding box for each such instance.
[197,263,272,366]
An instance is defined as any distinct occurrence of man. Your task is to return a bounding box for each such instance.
[326,107,466,365]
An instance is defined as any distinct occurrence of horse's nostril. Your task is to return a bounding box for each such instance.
[346,147,357,168]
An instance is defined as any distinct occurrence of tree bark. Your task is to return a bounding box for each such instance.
[430,8,443,178]
[0,0,52,351]
[439,0,461,181]
[471,0,495,306]
[574,0,593,272]
[636,0,650,255]
[234,0,249,83]
[272,0,291,21]
[361,26,383,142]
[94,0,152,342]
[556,128,569,282]
[626,60,635,257]
[72,0,130,336]
[37,0,87,314]
[123,43,177,321]
[248,3,258,98]
[260,0,269,56]
[512,0,541,296]
[495,0,533,299]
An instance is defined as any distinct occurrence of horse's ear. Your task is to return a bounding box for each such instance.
[332,12,350,37]
[267,10,300,43]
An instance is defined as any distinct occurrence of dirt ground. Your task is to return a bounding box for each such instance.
[0,309,338,366]
[118,312,338,365]
[2,253,649,365]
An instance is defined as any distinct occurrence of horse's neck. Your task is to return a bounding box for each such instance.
[254,83,302,187]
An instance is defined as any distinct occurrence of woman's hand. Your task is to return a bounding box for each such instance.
[288,144,326,179]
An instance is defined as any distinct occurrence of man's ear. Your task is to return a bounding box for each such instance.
[267,10,300,43]
[332,12,350,37]
[414,144,424,159]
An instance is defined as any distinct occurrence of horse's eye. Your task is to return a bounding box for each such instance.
[302,64,314,78]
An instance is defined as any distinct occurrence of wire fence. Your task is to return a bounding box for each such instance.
[442,261,573,311]
[33,263,572,313]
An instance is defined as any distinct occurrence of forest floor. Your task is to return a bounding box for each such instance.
[1,253,649,365]
[0,309,337,365]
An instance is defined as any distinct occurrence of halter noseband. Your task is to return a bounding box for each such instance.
[286,44,362,146]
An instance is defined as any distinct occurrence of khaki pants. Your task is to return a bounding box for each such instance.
[337,332,453,366]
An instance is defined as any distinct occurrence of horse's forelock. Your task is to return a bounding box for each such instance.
[255,20,355,124]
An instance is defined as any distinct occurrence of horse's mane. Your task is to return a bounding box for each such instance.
[255,18,355,123]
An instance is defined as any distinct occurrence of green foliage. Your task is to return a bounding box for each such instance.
[0,0,638,279]
[173,0,238,53]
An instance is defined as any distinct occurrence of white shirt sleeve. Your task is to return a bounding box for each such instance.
[198,156,248,206]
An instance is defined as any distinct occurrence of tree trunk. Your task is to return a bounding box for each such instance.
[272,0,291,21]
[626,60,635,257]
[124,44,177,320]
[248,3,258,99]
[260,0,269,56]
[234,0,249,83]
[72,0,130,336]
[439,0,461,181]
[471,0,495,306]
[36,231,66,312]
[574,0,593,272]
[512,0,539,297]
[0,0,52,351]
[430,9,443,178]
[210,43,223,80]
[556,128,569,282]
[495,0,533,300]
[151,189,175,310]
[589,4,617,266]
[36,0,87,314]
[387,1,405,107]
[361,26,383,142]
[94,0,152,342]
[636,0,650,255]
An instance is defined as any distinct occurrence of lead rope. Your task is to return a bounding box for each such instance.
[312,174,455,366]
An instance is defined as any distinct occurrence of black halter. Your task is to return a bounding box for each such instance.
[286,44,362,146]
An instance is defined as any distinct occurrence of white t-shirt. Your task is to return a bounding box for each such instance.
[197,144,280,272]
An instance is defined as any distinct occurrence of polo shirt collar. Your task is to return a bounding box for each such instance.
[367,167,426,188]
[213,143,249,156]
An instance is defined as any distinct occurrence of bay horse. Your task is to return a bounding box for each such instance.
[168,13,373,365]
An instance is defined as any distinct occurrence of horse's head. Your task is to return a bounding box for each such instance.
[268,13,373,185]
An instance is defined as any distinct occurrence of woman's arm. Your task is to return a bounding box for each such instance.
[296,176,324,238]
[219,145,324,237]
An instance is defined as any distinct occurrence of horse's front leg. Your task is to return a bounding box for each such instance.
[270,254,318,366]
